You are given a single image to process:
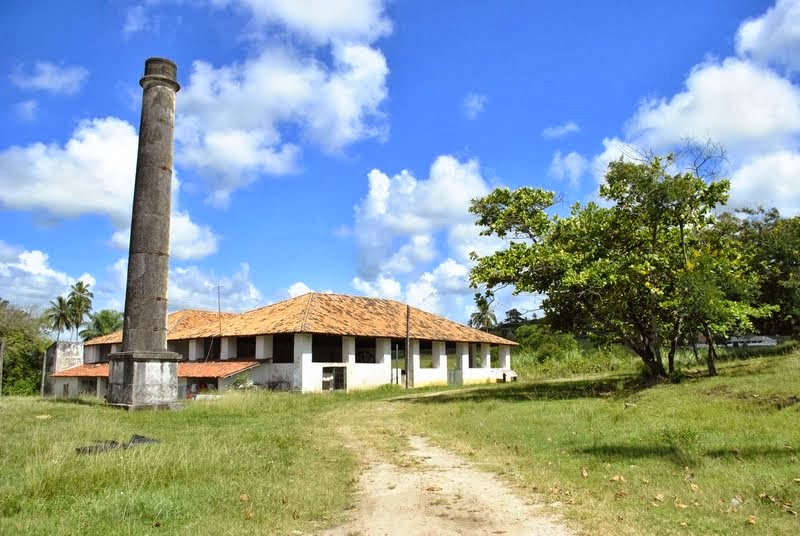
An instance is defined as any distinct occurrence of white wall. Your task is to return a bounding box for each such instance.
[51,377,78,397]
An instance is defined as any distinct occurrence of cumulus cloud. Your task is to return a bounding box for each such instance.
[0,117,218,260]
[169,263,263,312]
[210,0,392,44]
[0,240,93,306]
[549,150,588,186]
[542,121,580,139]
[177,43,389,205]
[353,155,490,279]
[351,274,402,300]
[287,281,313,297]
[625,58,800,153]
[729,150,800,214]
[10,61,88,95]
[736,0,800,72]
[463,92,487,119]
[123,4,157,36]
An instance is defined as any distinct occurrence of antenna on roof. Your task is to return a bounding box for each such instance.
[217,285,223,338]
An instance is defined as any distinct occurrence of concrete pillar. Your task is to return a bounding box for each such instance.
[108,58,181,409]
[499,345,511,369]
[292,333,313,392]
[110,344,120,354]
[376,338,391,365]
[432,341,447,369]
[342,336,355,364]
[407,339,421,387]
[455,342,469,371]
[255,335,273,361]
[481,343,492,369]
[188,339,203,361]
[220,337,236,360]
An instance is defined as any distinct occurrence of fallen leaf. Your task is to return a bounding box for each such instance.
[426,486,442,492]
[152,521,161,528]
[35,414,52,420]
[746,515,756,525]
[239,494,249,502]
[690,483,699,492]
[582,467,589,478]
[614,491,628,500]
[650,502,660,507]
[654,494,665,502]
[675,502,689,509]
[610,475,626,482]
[642,478,651,484]
[244,508,254,520]
[794,478,800,483]
[679,522,688,527]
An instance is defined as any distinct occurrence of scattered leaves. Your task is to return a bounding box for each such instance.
[654,494,665,502]
[614,491,628,500]
[239,494,249,503]
[746,515,756,525]
[426,485,442,492]
[610,475,625,482]
[582,467,589,478]
[244,508,254,520]
[690,482,699,492]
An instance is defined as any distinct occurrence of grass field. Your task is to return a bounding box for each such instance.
[1,351,798,535]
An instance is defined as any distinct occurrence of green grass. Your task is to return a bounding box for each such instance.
[2,352,798,535]
[0,392,365,535]
[389,353,800,535]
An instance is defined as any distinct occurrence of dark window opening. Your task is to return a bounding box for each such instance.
[168,340,190,360]
[273,334,294,363]
[419,339,435,368]
[313,334,343,363]
[203,338,220,360]
[355,337,375,363]
[237,336,256,358]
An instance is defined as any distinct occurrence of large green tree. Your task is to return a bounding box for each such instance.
[469,153,762,378]
[0,299,50,395]
[79,309,123,341]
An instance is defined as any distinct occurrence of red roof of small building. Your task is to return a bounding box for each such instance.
[51,361,260,379]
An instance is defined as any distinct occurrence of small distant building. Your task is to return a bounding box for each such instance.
[47,293,518,397]
[726,335,777,347]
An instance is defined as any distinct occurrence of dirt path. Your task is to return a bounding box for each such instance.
[320,416,575,536]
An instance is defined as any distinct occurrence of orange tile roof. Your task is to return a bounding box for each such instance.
[51,363,109,377]
[51,361,260,379]
[170,293,516,345]
[84,309,236,346]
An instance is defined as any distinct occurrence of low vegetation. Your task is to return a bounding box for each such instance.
[1,350,797,535]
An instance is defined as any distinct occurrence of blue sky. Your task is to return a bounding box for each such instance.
[2,0,799,323]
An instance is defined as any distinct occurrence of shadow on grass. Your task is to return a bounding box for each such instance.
[581,443,794,466]
[46,397,105,407]
[394,373,651,404]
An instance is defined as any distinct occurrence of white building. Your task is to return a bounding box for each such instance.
[50,293,517,396]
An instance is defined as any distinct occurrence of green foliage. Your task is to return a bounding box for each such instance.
[470,146,766,378]
[514,324,577,362]
[0,299,50,396]
[67,281,93,342]
[79,309,123,341]
[468,292,497,331]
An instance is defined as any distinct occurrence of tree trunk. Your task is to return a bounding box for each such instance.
[689,331,699,361]
[632,343,667,379]
[702,324,718,377]
[667,318,682,376]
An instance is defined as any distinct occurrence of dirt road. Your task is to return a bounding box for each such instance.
[320,407,576,536]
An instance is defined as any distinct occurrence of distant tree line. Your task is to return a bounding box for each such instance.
[0,283,123,396]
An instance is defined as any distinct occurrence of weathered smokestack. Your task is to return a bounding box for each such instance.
[108,58,181,409]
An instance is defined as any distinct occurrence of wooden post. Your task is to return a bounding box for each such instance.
[405,305,410,389]
[40,350,47,397]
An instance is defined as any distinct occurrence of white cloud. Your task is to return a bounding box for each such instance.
[169,262,263,312]
[463,92,487,119]
[177,42,389,205]
[382,234,436,273]
[625,58,800,153]
[0,240,90,306]
[353,155,489,279]
[542,121,580,139]
[10,61,89,95]
[736,0,800,72]
[549,150,588,186]
[0,117,218,260]
[287,281,313,298]
[123,4,156,36]
[729,150,800,214]
[351,274,402,300]
[15,99,38,121]
[210,0,392,44]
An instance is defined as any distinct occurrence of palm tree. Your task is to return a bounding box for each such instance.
[45,296,72,342]
[469,293,497,332]
[67,281,93,342]
[79,309,123,341]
